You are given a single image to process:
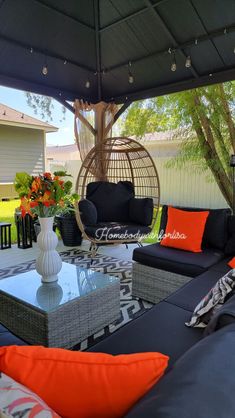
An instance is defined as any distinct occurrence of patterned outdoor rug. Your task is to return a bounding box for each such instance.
[0,248,153,350]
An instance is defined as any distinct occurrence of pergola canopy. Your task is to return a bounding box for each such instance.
[0,0,235,104]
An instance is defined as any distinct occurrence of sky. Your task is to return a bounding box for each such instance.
[0,85,75,146]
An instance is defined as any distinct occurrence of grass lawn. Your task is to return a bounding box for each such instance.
[143,207,162,244]
[0,200,162,246]
[0,200,20,243]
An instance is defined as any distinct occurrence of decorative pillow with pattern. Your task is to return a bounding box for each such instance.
[186,270,235,328]
[0,372,60,418]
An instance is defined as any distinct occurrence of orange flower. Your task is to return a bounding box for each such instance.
[31,177,41,193]
[37,190,55,208]
[30,201,39,208]
[43,200,55,207]
[43,172,52,179]
[20,197,32,217]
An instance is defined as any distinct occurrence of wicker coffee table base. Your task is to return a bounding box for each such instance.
[132,262,192,304]
[0,281,120,348]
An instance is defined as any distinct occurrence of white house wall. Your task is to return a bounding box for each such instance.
[156,157,228,209]
[48,156,228,209]
[0,125,45,183]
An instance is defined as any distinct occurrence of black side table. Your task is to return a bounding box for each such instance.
[0,223,11,250]
[15,212,33,249]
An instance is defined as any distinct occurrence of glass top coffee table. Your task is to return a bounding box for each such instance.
[0,262,120,348]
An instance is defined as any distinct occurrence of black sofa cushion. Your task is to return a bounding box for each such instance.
[160,205,230,250]
[129,198,153,226]
[133,243,224,277]
[85,223,151,241]
[204,293,235,336]
[225,215,235,255]
[166,268,229,312]
[86,181,134,222]
[79,199,97,225]
[89,301,202,367]
[0,325,26,346]
[125,324,235,418]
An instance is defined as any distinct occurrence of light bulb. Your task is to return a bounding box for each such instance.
[42,65,48,76]
[85,80,90,88]
[128,72,134,84]
[171,61,177,72]
[185,56,191,68]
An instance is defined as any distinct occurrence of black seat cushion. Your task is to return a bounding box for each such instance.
[0,324,27,346]
[133,243,224,277]
[166,269,228,312]
[88,301,202,367]
[125,324,235,418]
[225,215,235,255]
[85,223,151,241]
[160,205,230,251]
[79,199,97,225]
[86,181,134,222]
[129,198,153,226]
[209,258,231,274]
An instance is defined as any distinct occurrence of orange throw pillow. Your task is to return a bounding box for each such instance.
[160,206,209,252]
[0,346,169,418]
[228,257,235,268]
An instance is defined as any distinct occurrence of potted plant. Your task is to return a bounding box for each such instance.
[56,193,82,247]
[14,170,75,282]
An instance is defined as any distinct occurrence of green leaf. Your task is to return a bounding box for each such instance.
[14,172,32,195]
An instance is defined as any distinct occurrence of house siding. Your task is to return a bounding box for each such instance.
[0,125,45,183]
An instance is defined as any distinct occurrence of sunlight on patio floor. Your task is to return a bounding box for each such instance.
[0,239,137,269]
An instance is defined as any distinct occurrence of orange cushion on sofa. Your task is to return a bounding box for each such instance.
[160,206,209,252]
[0,346,169,418]
[228,257,235,268]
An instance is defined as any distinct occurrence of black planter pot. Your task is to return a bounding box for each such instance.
[56,215,82,247]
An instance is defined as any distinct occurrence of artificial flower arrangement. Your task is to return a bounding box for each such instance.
[14,171,76,218]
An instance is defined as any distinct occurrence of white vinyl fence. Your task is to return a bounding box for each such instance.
[48,157,229,209]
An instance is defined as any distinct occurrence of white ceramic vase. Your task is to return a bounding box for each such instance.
[36,282,63,310]
[35,217,62,283]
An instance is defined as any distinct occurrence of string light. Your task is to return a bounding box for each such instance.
[42,56,48,76]
[171,52,177,72]
[85,79,90,88]
[25,27,235,78]
[42,64,48,75]
[42,65,48,75]
[128,61,134,84]
[185,55,191,68]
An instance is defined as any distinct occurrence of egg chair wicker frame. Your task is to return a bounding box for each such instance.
[75,136,160,250]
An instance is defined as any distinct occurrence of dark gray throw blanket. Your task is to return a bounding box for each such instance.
[186,269,235,328]
[204,293,235,336]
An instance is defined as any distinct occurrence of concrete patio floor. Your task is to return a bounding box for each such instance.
[0,238,136,269]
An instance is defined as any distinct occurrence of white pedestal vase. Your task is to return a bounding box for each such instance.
[36,217,62,283]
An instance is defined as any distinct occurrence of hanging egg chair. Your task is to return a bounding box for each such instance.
[75,136,160,251]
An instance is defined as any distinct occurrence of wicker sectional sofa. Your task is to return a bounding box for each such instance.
[132,205,232,303]
[1,206,235,417]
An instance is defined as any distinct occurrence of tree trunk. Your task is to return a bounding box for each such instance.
[191,94,233,208]
[218,84,235,152]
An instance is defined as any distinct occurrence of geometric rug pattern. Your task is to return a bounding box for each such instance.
[0,249,153,350]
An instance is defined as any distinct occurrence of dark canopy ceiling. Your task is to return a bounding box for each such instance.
[0,0,235,104]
